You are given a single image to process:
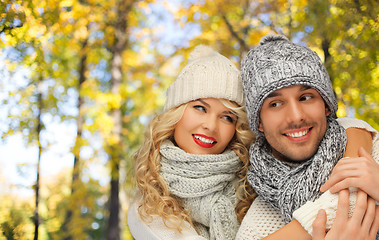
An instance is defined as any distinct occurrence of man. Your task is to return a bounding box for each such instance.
[236,34,379,239]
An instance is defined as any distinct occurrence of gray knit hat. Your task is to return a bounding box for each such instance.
[164,45,244,111]
[241,34,338,134]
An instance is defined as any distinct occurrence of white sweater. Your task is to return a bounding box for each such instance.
[128,117,378,240]
[127,200,207,240]
[236,117,379,240]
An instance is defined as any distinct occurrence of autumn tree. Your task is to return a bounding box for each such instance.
[0,1,62,239]
[171,0,378,127]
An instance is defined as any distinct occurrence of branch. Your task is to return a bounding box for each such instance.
[0,23,23,34]
[221,14,249,53]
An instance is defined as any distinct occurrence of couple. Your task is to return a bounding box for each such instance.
[128,34,379,239]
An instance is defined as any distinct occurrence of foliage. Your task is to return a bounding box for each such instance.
[0,0,377,238]
[0,195,34,239]
[171,0,378,128]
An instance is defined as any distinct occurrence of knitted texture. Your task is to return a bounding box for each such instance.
[235,197,285,240]
[236,117,379,240]
[164,45,243,111]
[160,141,241,240]
[293,189,358,236]
[241,34,338,134]
[127,200,207,240]
[247,117,347,223]
[293,117,379,238]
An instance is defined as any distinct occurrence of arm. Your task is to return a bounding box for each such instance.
[343,127,372,157]
[321,123,379,200]
[312,189,379,240]
[262,220,311,240]
[321,121,379,201]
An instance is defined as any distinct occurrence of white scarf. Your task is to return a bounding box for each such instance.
[160,140,241,240]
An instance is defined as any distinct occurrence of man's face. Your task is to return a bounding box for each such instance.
[258,85,330,162]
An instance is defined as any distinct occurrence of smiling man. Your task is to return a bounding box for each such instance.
[236,34,379,239]
[258,85,329,163]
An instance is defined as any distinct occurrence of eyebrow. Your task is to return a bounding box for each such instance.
[300,85,312,91]
[266,85,313,99]
[198,99,237,116]
[198,99,210,107]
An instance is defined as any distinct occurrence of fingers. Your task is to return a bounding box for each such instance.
[350,190,368,225]
[361,196,376,233]
[369,205,379,238]
[328,178,357,194]
[335,189,350,222]
[321,170,358,193]
[321,155,373,193]
[320,158,358,192]
[358,146,375,162]
[312,209,327,240]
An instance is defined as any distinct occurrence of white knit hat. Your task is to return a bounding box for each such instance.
[164,45,244,111]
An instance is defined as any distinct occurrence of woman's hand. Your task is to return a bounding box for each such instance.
[312,189,379,240]
[321,147,379,201]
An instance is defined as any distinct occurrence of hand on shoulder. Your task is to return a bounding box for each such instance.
[312,189,379,240]
[321,147,379,201]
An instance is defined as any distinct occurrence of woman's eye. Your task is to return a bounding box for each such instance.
[223,115,236,123]
[193,105,206,112]
[300,95,312,101]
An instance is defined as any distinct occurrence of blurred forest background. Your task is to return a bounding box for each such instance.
[0,0,378,239]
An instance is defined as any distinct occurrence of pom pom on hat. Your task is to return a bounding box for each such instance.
[259,34,289,45]
[164,45,244,111]
[188,45,219,62]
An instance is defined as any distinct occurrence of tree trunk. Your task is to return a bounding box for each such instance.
[322,38,331,64]
[34,79,43,240]
[106,1,134,239]
[63,37,88,240]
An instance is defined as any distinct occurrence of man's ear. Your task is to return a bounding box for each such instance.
[258,122,264,132]
[325,107,331,116]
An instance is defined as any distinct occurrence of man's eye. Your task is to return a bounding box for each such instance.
[300,95,312,101]
[193,105,206,112]
[271,102,282,107]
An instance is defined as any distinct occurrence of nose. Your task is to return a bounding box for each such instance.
[202,114,218,132]
[287,100,305,124]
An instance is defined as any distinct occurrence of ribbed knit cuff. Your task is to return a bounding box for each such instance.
[293,191,338,235]
[293,189,358,236]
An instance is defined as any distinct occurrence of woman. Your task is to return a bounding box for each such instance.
[128,45,255,240]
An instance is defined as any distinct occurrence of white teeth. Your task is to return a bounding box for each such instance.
[286,129,309,138]
[194,135,215,144]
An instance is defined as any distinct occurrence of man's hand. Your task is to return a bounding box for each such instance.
[320,147,379,201]
[312,189,379,240]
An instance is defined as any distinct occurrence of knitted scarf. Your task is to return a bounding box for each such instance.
[247,117,347,223]
[160,140,241,240]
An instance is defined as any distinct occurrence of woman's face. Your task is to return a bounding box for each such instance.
[174,98,237,154]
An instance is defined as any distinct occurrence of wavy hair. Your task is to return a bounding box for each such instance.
[134,99,256,232]
[220,99,257,222]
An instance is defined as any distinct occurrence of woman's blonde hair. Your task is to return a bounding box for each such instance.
[134,98,256,231]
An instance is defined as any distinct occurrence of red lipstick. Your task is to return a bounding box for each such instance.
[192,134,216,148]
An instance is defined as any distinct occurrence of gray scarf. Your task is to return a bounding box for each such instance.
[247,117,347,222]
[160,140,241,240]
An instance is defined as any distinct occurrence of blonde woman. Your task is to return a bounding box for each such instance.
[128,45,256,240]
